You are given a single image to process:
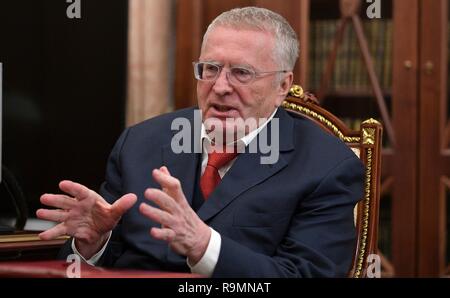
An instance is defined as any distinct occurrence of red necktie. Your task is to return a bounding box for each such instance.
[200,151,238,199]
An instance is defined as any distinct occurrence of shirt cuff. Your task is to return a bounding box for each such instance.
[71,231,112,266]
[187,227,221,277]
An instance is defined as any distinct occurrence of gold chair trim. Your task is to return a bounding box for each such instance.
[281,101,361,143]
[362,128,375,145]
[353,147,372,278]
[289,85,304,98]
[362,118,381,126]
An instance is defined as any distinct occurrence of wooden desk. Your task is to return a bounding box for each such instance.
[0,232,68,261]
[0,233,202,278]
[0,260,201,278]
[0,234,202,278]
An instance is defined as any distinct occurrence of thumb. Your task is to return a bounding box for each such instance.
[111,193,137,218]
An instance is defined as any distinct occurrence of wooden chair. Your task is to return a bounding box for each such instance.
[282,85,382,278]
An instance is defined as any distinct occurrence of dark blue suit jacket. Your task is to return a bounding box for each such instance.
[59,107,364,277]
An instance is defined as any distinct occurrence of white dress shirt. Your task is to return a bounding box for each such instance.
[72,108,278,276]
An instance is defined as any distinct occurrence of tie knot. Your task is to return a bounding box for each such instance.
[207,151,239,169]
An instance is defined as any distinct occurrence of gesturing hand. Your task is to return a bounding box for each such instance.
[37,180,137,258]
[139,167,211,265]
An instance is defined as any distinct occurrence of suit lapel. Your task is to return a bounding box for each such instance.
[197,108,295,222]
[161,108,202,206]
[162,145,199,207]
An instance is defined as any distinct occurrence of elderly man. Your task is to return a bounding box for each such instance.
[37,7,364,277]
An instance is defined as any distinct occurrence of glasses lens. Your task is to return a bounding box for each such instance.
[230,67,254,84]
[195,62,219,81]
[193,62,258,85]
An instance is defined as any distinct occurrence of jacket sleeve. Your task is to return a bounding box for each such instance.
[212,156,364,277]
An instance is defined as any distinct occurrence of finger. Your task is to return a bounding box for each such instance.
[36,209,69,223]
[152,169,186,205]
[38,223,68,240]
[158,167,171,193]
[144,188,179,213]
[158,166,172,194]
[40,194,77,210]
[58,180,94,201]
[150,227,176,242]
[159,166,171,175]
[139,202,175,227]
[111,193,138,218]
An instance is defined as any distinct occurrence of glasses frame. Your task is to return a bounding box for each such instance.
[192,61,288,85]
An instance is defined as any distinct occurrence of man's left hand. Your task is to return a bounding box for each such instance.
[139,166,211,265]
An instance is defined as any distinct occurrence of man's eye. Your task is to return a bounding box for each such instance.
[232,68,252,77]
[204,64,218,72]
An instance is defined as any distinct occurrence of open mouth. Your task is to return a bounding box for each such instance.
[212,104,235,112]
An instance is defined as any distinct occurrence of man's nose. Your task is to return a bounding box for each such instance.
[212,69,233,95]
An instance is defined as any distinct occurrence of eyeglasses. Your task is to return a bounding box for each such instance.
[192,61,288,85]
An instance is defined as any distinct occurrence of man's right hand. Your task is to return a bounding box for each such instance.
[36,180,137,259]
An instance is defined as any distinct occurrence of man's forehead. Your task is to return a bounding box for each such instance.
[200,27,275,60]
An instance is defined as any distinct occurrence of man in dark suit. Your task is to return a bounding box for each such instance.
[37,7,364,277]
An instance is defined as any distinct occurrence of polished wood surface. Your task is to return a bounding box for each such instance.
[0,232,68,261]
[0,234,201,278]
[391,0,419,277]
[0,260,202,278]
[418,0,449,277]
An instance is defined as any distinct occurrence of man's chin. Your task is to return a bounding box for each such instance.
[204,120,244,144]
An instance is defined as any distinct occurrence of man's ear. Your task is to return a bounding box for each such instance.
[275,72,294,106]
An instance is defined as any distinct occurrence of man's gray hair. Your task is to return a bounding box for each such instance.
[202,7,299,71]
